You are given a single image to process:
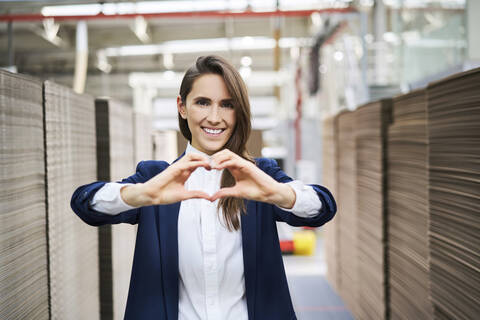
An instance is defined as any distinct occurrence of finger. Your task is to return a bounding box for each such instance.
[211,154,239,169]
[211,148,232,157]
[182,190,211,201]
[209,187,240,202]
[186,152,210,162]
[183,160,211,172]
[210,151,234,167]
[212,159,241,171]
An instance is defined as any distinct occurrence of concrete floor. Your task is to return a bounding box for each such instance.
[283,233,354,320]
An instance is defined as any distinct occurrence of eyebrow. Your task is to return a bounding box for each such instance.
[193,96,233,102]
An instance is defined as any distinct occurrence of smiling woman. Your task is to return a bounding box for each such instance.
[70,54,337,320]
[177,55,253,231]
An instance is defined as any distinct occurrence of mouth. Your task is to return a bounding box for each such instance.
[202,127,225,136]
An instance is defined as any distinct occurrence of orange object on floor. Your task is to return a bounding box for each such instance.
[280,240,294,254]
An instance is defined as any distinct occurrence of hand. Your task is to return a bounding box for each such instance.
[209,149,296,208]
[121,153,212,207]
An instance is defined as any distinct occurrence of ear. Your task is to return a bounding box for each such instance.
[177,95,187,119]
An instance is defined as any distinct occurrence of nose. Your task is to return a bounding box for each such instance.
[206,104,221,124]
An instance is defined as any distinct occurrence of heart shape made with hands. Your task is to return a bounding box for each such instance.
[141,148,294,208]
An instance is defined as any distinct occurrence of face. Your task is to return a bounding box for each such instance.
[177,73,237,155]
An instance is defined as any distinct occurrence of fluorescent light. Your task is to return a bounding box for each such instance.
[41,0,352,17]
[43,1,248,17]
[42,4,102,16]
[104,37,310,57]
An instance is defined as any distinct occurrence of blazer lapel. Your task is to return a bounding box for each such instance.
[156,152,185,319]
[157,202,180,320]
[241,200,260,320]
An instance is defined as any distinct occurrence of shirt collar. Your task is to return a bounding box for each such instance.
[185,142,211,158]
[185,142,224,175]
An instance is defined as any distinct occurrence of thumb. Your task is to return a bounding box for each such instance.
[209,187,239,202]
[183,190,211,201]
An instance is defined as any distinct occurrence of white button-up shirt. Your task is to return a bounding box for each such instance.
[90,143,322,320]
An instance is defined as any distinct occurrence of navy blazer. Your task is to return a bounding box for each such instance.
[70,155,336,320]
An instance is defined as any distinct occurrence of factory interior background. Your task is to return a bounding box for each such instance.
[0,0,479,319]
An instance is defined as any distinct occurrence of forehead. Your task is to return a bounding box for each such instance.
[188,74,232,100]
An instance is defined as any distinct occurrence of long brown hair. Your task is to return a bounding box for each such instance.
[178,55,254,231]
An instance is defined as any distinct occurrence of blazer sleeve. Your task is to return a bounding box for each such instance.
[70,160,155,226]
[257,158,337,227]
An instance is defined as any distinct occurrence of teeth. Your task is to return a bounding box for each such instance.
[204,128,223,134]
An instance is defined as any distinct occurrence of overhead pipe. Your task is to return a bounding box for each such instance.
[0,8,355,22]
[73,21,88,94]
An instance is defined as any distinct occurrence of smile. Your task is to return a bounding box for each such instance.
[202,127,225,136]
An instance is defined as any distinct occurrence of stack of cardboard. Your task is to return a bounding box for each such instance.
[336,111,358,315]
[0,70,49,319]
[95,98,136,319]
[322,116,340,292]
[388,89,431,319]
[427,68,480,319]
[355,100,392,320]
[133,112,153,165]
[43,81,100,319]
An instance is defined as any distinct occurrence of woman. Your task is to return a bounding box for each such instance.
[71,55,336,320]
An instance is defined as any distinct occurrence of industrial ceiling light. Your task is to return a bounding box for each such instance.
[42,0,350,17]
[42,4,102,16]
[241,56,252,67]
[96,50,112,73]
[163,53,174,70]
[333,51,344,61]
[131,16,151,43]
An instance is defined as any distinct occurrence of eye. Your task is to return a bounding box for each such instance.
[222,101,234,109]
[196,99,209,106]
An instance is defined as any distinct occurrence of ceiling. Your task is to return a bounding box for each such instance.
[0,1,355,102]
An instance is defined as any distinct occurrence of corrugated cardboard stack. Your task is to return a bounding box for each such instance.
[44,81,100,319]
[133,112,153,165]
[322,116,340,292]
[388,89,431,319]
[0,70,49,319]
[336,110,358,315]
[355,100,392,320]
[95,98,136,320]
[153,131,178,162]
[427,68,480,319]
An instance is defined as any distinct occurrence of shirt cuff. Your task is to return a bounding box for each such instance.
[277,180,322,218]
[89,182,138,215]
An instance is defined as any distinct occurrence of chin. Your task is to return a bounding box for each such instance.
[204,142,226,153]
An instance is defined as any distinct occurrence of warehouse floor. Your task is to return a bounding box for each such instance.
[284,234,354,320]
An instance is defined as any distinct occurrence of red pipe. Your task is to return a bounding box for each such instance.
[0,8,355,22]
